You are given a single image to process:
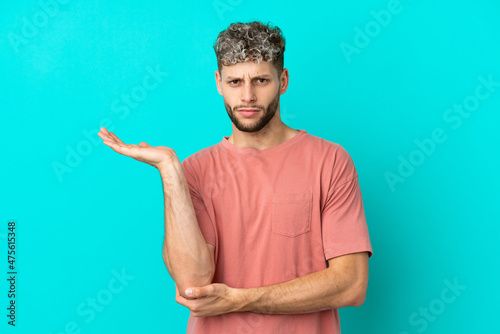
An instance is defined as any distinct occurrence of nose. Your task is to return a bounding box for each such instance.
[241,82,256,103]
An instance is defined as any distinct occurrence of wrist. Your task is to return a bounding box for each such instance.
[157,153,180,171]
[237,287,263,313]
[158,160,188,191]
[158,158,183,179]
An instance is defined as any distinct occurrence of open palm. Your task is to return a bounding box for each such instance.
[98,127,177,169]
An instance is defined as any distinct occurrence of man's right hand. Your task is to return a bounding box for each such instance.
[98,127,178,171]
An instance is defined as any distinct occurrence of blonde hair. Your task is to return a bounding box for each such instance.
[213,21,286,77]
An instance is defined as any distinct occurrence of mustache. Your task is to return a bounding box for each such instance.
[233,105,264,111]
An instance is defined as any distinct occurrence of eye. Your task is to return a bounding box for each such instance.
[229,80,239,85]
[257,78,268,83]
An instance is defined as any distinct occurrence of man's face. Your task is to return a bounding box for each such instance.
[215,61,288,133]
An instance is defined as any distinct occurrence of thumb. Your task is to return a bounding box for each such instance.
[138,142,152,147]
[186,284,217,298]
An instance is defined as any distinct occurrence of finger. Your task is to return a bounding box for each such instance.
[186,285,216,298]
[176,293,192,302]
[176,294,188,306]
[102,140,138,157]
[98,128,124,146]
[108,131,125,145]
[99,134,116,146]
[176,295,208,312]
[98,129,120,144]
[139,142,152,147]
[102,140,121,151]
[97,131,112,141]
[101,139,113,146]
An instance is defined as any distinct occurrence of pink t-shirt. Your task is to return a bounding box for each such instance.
[181,129,373,334]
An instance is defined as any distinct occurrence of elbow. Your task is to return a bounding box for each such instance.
[332,274,368,308]
[163,253,215,297]
[349,288,367,307]
[192,267,215,287]
[162,247,170,271]
[162,246,174,277]
[347,278,368,307]
[336,287,366,308]
[327,281,367,309]
[176,270,214,298]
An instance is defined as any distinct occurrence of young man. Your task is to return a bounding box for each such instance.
[98,21,373,333]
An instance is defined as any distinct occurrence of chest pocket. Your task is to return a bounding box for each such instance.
[271,192,312,237]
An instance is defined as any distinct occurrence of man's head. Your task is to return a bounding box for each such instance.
[213,21,288,133]
[214,21,286,79]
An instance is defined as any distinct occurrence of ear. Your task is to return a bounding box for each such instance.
[215,69,223,96]
[279,68,289,95]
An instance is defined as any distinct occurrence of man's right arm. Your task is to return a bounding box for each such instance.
[159,161,215,299]
[96,127,214,299]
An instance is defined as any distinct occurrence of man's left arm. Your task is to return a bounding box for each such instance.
[176,251,369,317]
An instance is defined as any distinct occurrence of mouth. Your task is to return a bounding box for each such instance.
[238,109,261,117]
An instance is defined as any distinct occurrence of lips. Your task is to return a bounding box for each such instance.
[238,109,260,117]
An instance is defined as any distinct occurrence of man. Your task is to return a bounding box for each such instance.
[98,21,373,333]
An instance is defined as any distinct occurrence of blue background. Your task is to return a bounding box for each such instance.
[1,0,499,333]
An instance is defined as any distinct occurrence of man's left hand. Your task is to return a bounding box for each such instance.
[176,283,246,317]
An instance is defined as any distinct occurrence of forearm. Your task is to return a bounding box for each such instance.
[159,161,214,295]
[96,128,214,293]
[240,257,367,314]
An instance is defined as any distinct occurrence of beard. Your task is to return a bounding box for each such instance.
[224,91,280,133]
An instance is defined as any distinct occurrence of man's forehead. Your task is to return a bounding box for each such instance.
[221,61,277,78]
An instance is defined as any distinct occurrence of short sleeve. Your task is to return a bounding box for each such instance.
[321,147,373,260]
[181,157,216,246]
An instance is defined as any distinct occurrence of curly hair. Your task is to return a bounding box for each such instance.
[213,21,286,77]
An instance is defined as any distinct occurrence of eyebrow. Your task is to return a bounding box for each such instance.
[225,74,272,80]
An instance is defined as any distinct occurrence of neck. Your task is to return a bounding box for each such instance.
[227,116,299,150]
